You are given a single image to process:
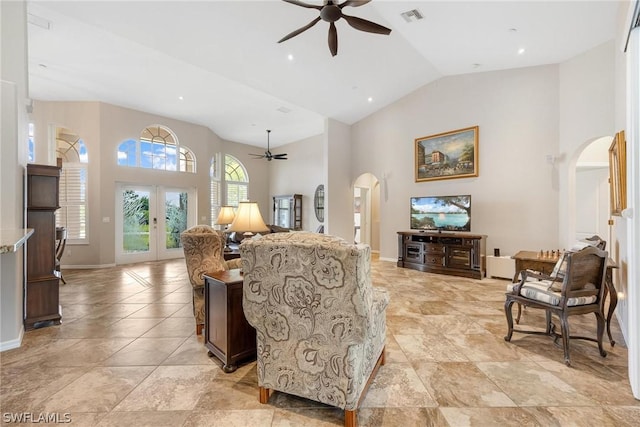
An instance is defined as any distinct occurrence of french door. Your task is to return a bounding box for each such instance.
[115,184,196,264]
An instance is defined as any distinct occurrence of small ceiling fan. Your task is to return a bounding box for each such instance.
[278,0,392,57]
[250,130,288,161]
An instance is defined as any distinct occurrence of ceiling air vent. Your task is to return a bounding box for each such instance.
[400,9,424,23]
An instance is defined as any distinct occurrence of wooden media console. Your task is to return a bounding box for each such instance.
[397,231,486,279]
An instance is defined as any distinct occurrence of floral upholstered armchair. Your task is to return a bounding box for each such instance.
[240,232,389,427]
[180,225,242,335]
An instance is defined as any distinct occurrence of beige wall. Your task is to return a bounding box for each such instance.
[1,0,29,349]
[268,133,324,232]
[352,64,561,260]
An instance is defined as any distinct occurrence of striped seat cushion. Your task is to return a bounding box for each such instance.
[506,280,597,306]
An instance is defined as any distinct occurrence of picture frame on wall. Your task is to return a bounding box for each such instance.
[608,130,627,216]
[415,126,479,182]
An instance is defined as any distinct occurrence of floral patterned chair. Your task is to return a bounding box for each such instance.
[180,225,242,335]
[240,232,389,427]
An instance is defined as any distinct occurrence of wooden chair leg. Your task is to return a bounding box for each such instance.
[259,386,270,404]
[196,324,204,335]
[344,409,357,427]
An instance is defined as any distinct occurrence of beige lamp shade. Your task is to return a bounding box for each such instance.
[228,201,269,234]
[215,206,236,226]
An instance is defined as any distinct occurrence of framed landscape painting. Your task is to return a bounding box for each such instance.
[415,126,479,182]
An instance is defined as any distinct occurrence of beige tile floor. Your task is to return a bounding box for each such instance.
[1,257,638,426]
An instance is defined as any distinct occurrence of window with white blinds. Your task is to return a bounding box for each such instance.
[210,154,221,226]
[55,127,88,243]
[210,153,249,226]
[224,154,249,208]
[57,165,87,240]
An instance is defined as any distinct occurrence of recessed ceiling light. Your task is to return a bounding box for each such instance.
[178,96,184,101]
[38,63,47,69]
[508,28,518,33]
[518,48,525,55]
[287,54,294,61]
[472,63,482,68]
[367,97,373,103]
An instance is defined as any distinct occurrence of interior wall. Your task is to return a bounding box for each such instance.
[352,64,560,260]
[1,0,29,349]
[559,41,616,250]
[325,118,353,241]
[268,133,323,231]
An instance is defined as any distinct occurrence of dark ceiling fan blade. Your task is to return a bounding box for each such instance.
[273,154,288,159]
[278,16,322,43]
[281,0,322,10]
[249,153,266,158]
[339,0,371,8]
[342,14,391,35]
[328,22,338,56]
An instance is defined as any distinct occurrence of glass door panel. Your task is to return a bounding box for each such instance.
[116,184,195,264]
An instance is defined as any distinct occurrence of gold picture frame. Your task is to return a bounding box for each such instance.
[608,130,627,216]
[415,126,479,182]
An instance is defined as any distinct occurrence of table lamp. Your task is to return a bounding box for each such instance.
[216,206,236,252]
[228,201,269,239]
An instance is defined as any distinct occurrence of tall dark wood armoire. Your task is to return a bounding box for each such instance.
[25,162,62,329]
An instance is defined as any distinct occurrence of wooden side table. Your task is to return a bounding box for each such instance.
[204,269,256,373]
[512,250,619,346]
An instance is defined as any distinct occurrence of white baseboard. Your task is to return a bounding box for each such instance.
[0,326,24,352]
[378,257,397,263]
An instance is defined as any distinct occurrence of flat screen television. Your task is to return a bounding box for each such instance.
[410,195,471,232]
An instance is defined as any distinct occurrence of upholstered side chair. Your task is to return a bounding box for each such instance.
[240,232,389,427]
[180,225,242,335]
[505,245,608,366]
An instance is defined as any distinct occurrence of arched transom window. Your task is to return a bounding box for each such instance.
[117,125,196,172]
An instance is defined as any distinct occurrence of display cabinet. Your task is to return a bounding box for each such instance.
[273,194,302,230]
[25,162,62,329]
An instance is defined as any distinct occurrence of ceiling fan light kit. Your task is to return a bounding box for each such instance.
[250,130,288,161]
[278,0,392,57]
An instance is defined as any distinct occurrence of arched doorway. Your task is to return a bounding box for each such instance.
[353,173,380,252]
[573,136,612,245]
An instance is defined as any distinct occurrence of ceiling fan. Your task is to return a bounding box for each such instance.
[278,0,392,57]
[250,130,288,161]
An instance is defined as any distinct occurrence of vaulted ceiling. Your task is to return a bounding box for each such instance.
[27,1,620,148]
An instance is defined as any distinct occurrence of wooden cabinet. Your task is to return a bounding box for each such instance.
[25,163,62,329]
[204,270,256,373]
[397,231,486,279]
[273,194,302,230]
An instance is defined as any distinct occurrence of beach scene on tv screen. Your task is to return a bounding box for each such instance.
[411,196,471,231]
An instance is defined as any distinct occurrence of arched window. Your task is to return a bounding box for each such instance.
[225,154,248,206]
[210,153,249,226]
[56,127,88,242]
[116,125,196,172]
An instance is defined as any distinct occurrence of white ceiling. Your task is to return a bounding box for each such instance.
[27,1,620,148]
